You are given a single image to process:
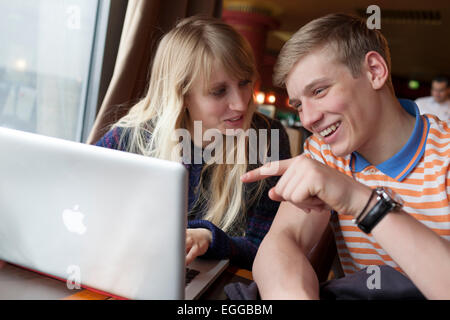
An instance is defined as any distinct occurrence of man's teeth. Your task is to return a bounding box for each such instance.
[229,116,241,121]
[320,122,340,137]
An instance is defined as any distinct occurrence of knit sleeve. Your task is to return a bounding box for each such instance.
[188,118,292,270]
[187,218,256,270]
[94,127,127,151]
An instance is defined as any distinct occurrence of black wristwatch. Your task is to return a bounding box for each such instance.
[354,187,403,234]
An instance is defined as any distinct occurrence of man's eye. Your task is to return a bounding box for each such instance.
[291,102,302,111]
[314,87,326,95]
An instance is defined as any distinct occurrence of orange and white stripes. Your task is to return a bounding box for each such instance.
[304,115,449,276]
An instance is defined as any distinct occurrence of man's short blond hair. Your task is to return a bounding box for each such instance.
[274,13,393,92]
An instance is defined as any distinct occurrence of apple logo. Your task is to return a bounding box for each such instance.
[62,205,87,235]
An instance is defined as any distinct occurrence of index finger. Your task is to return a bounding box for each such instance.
[241,158,294,183]
[186,244,199,265]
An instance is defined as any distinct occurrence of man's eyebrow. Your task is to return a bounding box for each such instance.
[303,77,329,94]
[288,77,329,106]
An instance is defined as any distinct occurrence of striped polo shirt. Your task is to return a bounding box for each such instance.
[303,99,450,275]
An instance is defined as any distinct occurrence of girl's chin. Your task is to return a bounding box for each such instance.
[223,124,252,135]
[223,122,252,134]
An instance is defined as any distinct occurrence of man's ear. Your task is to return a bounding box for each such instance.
[364,51,389,90]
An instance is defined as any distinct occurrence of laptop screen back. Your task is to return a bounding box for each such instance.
[0,127,188,299]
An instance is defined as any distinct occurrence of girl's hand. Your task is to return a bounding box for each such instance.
[186,228,212,265]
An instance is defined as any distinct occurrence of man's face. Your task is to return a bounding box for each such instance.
[286,46,379,157]
[431,81,448,103]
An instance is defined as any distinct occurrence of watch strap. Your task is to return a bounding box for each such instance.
[357,188,398,234]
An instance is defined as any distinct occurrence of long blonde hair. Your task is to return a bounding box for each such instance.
[113,16,268,235]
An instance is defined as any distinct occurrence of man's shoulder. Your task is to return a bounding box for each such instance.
[421,116,450,168]
[426,115,450,140]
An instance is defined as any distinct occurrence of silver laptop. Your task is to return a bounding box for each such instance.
[0,126,228,300]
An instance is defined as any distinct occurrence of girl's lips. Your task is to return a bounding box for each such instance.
[224,115,244,127]
[225,115,243,121]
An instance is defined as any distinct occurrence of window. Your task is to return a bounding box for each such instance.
[0,0,106,141]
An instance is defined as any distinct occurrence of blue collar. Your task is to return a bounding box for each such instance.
[351,99,430,181]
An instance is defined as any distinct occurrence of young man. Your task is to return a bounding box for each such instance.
[415,76,450,121]
[242,13,450,299]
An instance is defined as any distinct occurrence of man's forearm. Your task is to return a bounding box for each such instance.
[253,233,320,299]
[373,210,450,299]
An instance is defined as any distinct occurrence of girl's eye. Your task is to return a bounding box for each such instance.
[211,87,226,97]
[239,79,251,87]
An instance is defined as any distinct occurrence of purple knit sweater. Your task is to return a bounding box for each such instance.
[95,115,291,270]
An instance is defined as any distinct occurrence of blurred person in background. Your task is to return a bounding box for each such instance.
[415,75,450,120]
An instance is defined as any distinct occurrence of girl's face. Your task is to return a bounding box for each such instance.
[184,61,254,144]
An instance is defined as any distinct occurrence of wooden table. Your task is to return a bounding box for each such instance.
[0,261,252,300]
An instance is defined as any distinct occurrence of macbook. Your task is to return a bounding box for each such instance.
[0,126,228,299]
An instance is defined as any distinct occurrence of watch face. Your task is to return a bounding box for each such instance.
[383,187,404,207]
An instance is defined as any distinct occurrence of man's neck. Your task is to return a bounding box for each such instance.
[357,95,416,166]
